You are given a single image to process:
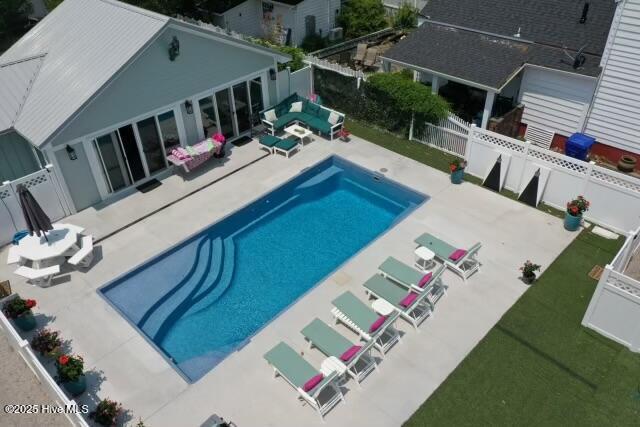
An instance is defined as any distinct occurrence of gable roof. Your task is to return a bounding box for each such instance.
[420,0,617,55]
[213,0,304,14]
[0,55,44,133]
[0,0,290,148]
[384,22,602,91]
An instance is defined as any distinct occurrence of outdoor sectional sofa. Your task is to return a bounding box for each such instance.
[260,93,345,141]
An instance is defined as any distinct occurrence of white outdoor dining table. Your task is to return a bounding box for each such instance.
[14,223,84,268]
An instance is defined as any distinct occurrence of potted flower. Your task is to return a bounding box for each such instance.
[3,297,37,331]
[449,159,467,184]
[337,128,351,142]
[56,354,86,396]
[90,398,122,426]
[31,328,63,359]
[520,260,541,284]
[213,132,226,158]
[565,195,590,231]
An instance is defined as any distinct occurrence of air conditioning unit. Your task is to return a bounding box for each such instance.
[328,27,343,41]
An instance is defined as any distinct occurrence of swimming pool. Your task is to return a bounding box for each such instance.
[100,156,427,382]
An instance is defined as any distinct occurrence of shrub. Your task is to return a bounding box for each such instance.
[393,3,418,29]
[300,33,328,53]
[56,354,84,383]
[31,328,63,357]
[249,38,306,71]
[90,398,122,426]
[338,0,387,39]
[3,297,36,319]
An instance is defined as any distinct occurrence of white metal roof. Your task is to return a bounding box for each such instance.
[0,0,169,147]
[0,0,290,148]
[0,55,44,133]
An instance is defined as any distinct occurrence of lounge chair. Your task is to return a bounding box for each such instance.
[414,233,481,282]
[301,318,378,386]
[353,43,367,64]
[363,274,432,330]
[331,291,401,356]
[264,342,344,421]
[378,258,447,309]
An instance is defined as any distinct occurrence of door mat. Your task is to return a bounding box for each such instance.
[588,265,604,280]
[136,178,162,193]
[232,135,253,147]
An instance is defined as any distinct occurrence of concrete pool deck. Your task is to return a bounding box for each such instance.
[0,135,577,426]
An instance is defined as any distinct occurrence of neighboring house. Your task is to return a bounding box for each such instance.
[0,0,289,212]
[210,0,342,46]
[381,0,636,158]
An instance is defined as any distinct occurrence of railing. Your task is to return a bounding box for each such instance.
[309,27,396,58]
[0,295,89,426]
[304,56,366,80]
[412,113,470,157]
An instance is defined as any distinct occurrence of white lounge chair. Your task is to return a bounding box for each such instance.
[7,246,21,265]
[68,235,94,268]
[414,233,481,282]
[378,259,447,311]
[14,265,60,286]
[331,291,401,357]
[264,342,344,421]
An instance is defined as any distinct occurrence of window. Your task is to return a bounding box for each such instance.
[136,117,165,174]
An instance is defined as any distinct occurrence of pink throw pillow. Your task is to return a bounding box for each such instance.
[449,249,467,261]
[418,272,433,288]
[399,292,418,308]
[340,345,362,362]
[302,374,324,392]
[369,315,387,332]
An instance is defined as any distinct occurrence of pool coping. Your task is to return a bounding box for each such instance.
[96,154,429,383]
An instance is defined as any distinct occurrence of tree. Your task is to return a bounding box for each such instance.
[44,0,64,11]
[338,0,387,39]
[392,3,417,30]
[0,0,32,41]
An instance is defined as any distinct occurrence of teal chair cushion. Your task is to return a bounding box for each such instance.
[317,108,330,121]
[303,102,320,116]
[309,118,331,133]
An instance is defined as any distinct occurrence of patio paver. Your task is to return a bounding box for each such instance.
[0,136,578,426]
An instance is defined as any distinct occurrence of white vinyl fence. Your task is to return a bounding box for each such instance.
[582,226,640,352]
[0,165,72,246]
[277,66,313,102]
[0,295,90,426]
[413,116,640,233]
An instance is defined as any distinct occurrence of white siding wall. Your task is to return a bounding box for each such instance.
[221,0,263,38]
[293,0,341,45]
[584,0,640,154]
[518,67,597,137]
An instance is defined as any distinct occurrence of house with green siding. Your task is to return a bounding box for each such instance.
[0,0,289,212]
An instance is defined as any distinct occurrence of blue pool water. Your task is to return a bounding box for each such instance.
[100,156,426,381]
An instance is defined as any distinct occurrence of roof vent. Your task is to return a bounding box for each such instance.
[514,26,521,38]
[580,2,590,24]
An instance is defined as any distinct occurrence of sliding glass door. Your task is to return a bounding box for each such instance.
[233,82,251,135]
[198,96,218,138]
[215,89,235,139]
[249,77,264,125]
[94,109,182,195]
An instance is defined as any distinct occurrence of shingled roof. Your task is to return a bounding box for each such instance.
[384,22,603,90]
[420,0,617,55]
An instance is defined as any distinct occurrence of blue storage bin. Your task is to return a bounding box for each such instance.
[566,133,595,161]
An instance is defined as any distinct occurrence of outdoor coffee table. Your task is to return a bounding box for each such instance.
[284,124,313,147]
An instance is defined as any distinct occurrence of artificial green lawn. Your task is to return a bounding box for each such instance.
[344,118,640,425]
[404,231,640,426]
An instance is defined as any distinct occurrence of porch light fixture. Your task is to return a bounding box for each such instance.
[269,68,277,81]
[185,100,193,114]
[65,145,77,161]
[169,36,180,61]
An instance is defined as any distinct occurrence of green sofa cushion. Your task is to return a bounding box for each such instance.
[303,102,320,116]
[308,118,331,133]
[317,108,330,121]
[275,138,299,151]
